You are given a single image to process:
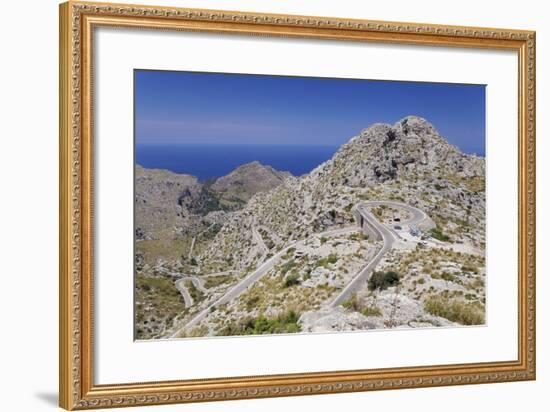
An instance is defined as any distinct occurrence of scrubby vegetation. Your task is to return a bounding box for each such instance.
[216,311,301,336]
[347,232,369,241]
[185,279,204,302]
[283,272,301,288]
[368,270,400,291]
[342,293,362,311]
[204,275,231,289]
[430,226,450,242]
[362,305,382,317]
[135,274,187,339]
[315,253,339,269]
[135,115,487,338]
[424,296,485,325]
[343,293,382,317]
[280,259,297,275]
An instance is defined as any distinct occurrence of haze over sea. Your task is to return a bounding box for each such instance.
[136,144,339,181]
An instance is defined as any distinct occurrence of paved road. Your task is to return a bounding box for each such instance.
[174,276,209,308]
[174,279,194,308]
[330,201,430,307]
[365,200,430,228]
[169,200,431,337]
[187,276,208,294]
[169,226,357,337]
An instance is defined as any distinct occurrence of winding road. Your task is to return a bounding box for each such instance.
[175,276,209,308]
[330,201,433,306]
[169,200,433,337]
[174,279,194,307]
[169,226,356,337]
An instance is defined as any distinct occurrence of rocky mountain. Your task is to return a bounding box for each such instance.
[199,116,485,271]
[135,161,292,260]
[135,115,487,339]
[135,161,293,337]
[211,161,292,207]
[135,165,199,239]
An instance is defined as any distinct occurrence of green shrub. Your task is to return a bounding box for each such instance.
[430,227,450,242]
[280,259,297,275]
[283,272,301,288]
[424,296,485,325]
[316,254,339,269]
[217,311,301,336]
[368,271,400,291]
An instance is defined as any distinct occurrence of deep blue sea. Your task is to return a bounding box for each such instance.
[135,144,339,181]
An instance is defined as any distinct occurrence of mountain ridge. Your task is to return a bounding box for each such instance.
[199,115,485,271]
[135,115,487,339]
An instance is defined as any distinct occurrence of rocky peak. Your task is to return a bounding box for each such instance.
[210,161,291,204]
[357,116,450,152]
[319,115,478,186]
[200,115,485,273]
[394,115,439,137]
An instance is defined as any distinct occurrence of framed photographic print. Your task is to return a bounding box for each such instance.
[59,1,536,409]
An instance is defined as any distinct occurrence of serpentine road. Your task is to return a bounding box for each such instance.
[169,200,432,337]
[174,276,209,308]
[330,201,431,306]
[169,226,356,337]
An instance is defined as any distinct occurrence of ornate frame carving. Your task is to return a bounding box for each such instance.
[59,1,536,409]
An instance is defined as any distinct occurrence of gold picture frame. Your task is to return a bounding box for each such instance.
[59,1,536,409]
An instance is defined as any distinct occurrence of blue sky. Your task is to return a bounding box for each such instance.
[135,70,486,155]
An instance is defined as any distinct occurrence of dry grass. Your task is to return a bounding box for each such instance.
[424,296,485,325]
